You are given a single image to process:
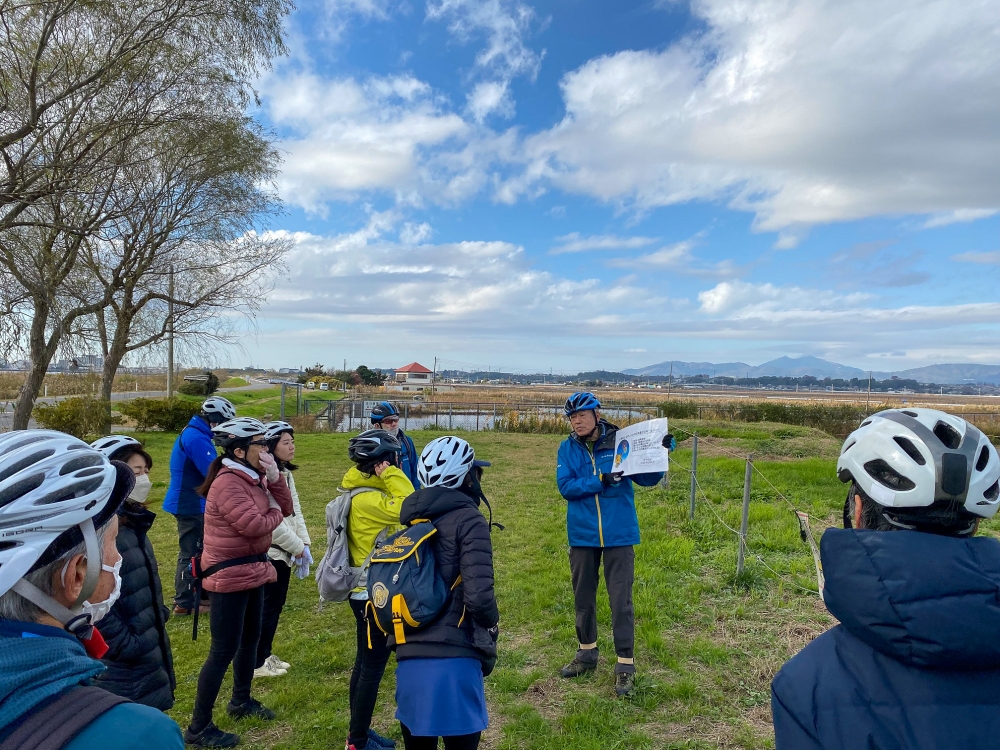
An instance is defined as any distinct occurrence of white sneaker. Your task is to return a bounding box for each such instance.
[253,661,287,678]
[267,654,290,670]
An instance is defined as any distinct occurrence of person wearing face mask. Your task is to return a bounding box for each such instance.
[88,435,176,711]
[185,418,293,749]
[370,402,420,489]
[254,421,311,679]
[0,430,184,750]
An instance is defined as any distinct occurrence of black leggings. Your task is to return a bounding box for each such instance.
[190,587,264,732]
[401,725,481,749]
[256,560,291,668]
[349,597,392,745]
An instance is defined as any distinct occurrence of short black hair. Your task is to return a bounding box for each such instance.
[109,446,153,470]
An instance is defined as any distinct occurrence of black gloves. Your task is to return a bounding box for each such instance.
[600,472,624,487]
[662,433,677,452]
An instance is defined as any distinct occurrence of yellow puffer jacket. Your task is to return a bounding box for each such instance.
[342,465,415,592]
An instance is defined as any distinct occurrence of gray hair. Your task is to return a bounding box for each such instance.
[0,519,113,623]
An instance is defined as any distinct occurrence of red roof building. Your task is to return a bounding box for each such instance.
[391,362,434,390]
[395,362,433,374]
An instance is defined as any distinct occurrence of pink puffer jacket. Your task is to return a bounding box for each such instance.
[202,465,293,593]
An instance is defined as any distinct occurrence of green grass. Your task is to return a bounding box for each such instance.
[172,388,343,421]
[130,418,869,749]
[220,377,250,388]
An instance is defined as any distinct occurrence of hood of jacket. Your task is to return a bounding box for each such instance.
[0,623,104,734]
[341,466,389,492]
[400,485,479,525]
[120,500,156,537]
[822,527,1000,670]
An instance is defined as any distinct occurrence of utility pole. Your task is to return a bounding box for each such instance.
[867,371,872,412]
[432,356,437,397]
[666,362,673,399]
[166,265,174,397]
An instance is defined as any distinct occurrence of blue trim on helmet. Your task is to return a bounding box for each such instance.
[564,391,602,416]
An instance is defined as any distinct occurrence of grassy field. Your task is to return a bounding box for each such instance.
[171,388,344,421]
[136,421,855,749]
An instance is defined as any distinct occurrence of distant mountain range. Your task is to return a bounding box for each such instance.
[623,356,1000,384]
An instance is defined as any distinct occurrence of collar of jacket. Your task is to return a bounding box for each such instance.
[400,485,479,525]
[570,419,619,452]
[120,500,156,535]
[221,458,263,485]
[187,414,213,436]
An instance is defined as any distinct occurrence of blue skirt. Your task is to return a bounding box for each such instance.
[395,657,489,736]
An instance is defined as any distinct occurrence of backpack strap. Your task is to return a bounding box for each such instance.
[0,686,130,750]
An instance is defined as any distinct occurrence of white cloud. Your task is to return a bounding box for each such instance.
[607,236,740,278]
[502,0,1000,231]
[923,209,999,229]
[400,222,433,244]
[697,281,869,316]
[467,80,514,122]
[262,72,469,212]
[550,232,658,254]
[953,251,1000,265]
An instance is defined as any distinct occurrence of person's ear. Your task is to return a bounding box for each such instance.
[234,446,246,460]
[56,552,87,606]
[854,495,864,529]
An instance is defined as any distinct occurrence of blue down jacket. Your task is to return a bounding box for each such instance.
[162,415,217,516]
[556,420,663,548]
[771,527,1000,750]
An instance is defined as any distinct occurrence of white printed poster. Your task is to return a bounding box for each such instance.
[613,418,669,476]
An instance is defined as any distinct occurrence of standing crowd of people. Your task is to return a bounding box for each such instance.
[1,392,999,750]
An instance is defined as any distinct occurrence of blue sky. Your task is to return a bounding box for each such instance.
[236,0,1000,374]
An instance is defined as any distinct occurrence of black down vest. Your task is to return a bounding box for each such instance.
[394,486,499,668]
[93,502,176,710]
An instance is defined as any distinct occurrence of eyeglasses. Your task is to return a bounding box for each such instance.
[249,439,269,447]
[381,417,400,425]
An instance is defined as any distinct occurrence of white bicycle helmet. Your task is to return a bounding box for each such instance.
[202,396,236,423]
[212,417,266,449]
[418,436,480,489]
[0,430,132,636]
[89,434,142,460]
[264,420,294,442]
[837,408,1000,533]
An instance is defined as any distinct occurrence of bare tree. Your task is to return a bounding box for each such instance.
[0,0,291,429]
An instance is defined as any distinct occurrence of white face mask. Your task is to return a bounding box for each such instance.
[82,557,122,625]
[129,473,152,505]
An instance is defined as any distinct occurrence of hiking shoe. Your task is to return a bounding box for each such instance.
[253,662,287,678]
[559,657,597,678]
[173,603,210,616]
[184,722,239,748]
[266,653,290,670]
[368,728,396,748]
[226,698,276,721]
[615,671,636,697]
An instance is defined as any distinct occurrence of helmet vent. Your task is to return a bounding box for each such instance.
[901,410,918,417]
[0,449,55,482]
[893,437,926,465]
[984,480,1000,502]
[0,474,45,508]
[842,440,856,453]
[933,422,961,450]
[59,454,102,475]
[863,459,916,491]
[977,446,991,472]
[0,541,19,552]
[861,419,872,427]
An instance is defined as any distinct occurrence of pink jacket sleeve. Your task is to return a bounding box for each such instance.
[217,476,284,539]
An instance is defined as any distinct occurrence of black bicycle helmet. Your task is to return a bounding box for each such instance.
[348,429,402,463]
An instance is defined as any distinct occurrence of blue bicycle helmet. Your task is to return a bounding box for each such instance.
[370,401,400,423]
[564,392,602,416]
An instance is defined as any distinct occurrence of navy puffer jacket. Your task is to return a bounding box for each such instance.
[393,486,499,668]
[93,502,175,710]
[771,527,1000,750]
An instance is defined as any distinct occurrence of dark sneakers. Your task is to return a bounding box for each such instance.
[226,698,277,721]
[368,728,396,748]
[614,671,636,697]
[559,656,598,678]
[184,722,239,748]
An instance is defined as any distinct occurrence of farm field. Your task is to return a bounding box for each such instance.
[129,419,875,749]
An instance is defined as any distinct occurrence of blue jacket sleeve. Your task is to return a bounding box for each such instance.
[631,471,664,487]
[556,440,603,501]
[182,429,217,478]
[406,435,421,489]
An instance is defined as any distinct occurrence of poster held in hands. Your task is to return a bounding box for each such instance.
[613,418,669,476]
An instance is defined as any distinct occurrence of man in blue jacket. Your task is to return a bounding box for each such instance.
[370,401,420,489]
[162,395,234,615]
[772,408,1000,749]
[555,392,673,697]
[0,430,184,750]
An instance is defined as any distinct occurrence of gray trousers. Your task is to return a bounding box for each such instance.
[569,545,635,673]
[174,513,205,609]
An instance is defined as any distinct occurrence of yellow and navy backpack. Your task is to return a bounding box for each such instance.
[366,520,453,645]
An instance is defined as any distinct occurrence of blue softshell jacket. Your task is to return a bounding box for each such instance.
[398,428,421,489]
[772,527,1000,750]
[556,420,663,548]
[162,415,217,516]
[0,620,184,750]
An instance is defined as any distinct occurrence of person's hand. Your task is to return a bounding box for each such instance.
[600,472,624,487]
[259,451,279,483]
[373,460,391,477]
[662,433,677,452]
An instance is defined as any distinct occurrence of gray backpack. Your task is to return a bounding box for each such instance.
[315,487,386,602]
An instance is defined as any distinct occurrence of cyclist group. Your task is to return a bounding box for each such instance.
[1,389,999,750]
